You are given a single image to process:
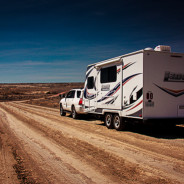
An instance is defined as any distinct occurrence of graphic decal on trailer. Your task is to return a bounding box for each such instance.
[129,109,142,117]
[127,100,143,111]
[123,62,136,70]
[123,87,143,111]
[97,73,142,104]
[122,62,143,115]
[97,83,120,102]
[85,67,94,79]
[123,103,134,110]
[84,88,96,100]
[86,64,95,72]
[154,84,184,97]
[105,96,119,104]
[123,73,141,85]
[117,68,121,74]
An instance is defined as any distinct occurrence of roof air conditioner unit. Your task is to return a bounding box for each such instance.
[154,45,171,52]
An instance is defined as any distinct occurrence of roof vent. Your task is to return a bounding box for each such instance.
[154,45,171,52]
[144,47,154,51]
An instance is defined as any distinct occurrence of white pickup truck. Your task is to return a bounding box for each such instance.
[59,89,86,119]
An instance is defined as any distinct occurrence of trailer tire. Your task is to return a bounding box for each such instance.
[60,104,66,116]
[71,106,78,119]
[113,114,126,131]
[105,113,113,129]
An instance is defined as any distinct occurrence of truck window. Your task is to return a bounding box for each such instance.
[100,66,117,83]
[87,76,94,89]
[77,91,81,98]
[66,90,75,98]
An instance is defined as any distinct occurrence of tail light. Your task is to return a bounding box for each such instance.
[79,98,83,105]
[146,92,153,100]
[146,93,150,100]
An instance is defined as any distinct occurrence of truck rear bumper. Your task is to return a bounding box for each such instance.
[75,106,87,114]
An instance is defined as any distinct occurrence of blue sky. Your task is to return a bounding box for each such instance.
[0,0,184,83]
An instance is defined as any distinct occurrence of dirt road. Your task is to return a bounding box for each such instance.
[0,101,184,184]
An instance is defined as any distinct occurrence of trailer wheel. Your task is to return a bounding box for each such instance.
[60,104,66,116]
[105,113,113,129]
[71,106,78,119]
[113,114,125,131]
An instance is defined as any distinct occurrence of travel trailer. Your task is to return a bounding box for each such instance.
[83,45,184,130]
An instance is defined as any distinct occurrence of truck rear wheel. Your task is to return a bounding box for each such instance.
[113,114,126,131]
[72,106,78,119]
[105,113,113,129]
[60,104,66,116]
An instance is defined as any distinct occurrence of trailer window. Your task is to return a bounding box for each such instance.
[101,66,117,83]
[87,76,94,89]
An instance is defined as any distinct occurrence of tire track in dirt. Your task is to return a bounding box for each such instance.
[0,102,184,183]
[0,110,44,184]
[2,102,184,183]
[11,102,184,162]
[14,101,184,149]
[0,106,111,184]
[0,102,159,184]
[6,102,184,183]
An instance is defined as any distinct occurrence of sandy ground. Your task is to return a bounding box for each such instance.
[0,101,184,184]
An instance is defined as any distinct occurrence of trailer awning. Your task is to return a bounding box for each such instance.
[95,57,123,69]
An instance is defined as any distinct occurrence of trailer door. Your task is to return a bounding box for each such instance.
[96,64,122,110]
